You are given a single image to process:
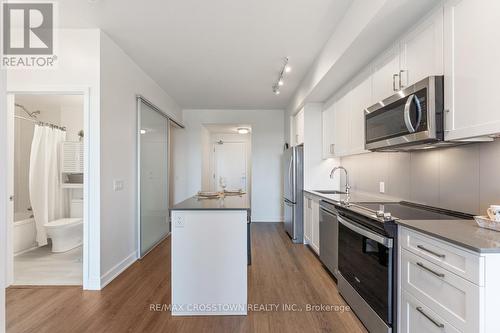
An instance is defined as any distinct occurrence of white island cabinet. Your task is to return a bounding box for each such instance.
[170,194,250,316]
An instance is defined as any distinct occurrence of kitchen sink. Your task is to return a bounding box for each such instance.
[313,190,346,195]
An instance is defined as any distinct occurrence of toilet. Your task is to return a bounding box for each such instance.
[44,199,83,253]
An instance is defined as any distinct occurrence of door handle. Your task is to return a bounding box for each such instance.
[399,69,406,89]
[392,73,399,92]
[416,245,445,258]
[416,307,444,328]
[416,262,445,278]
[403,94,422,133]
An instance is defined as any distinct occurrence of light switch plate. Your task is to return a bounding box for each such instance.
[379,181,385,194]
[113,180,124,191]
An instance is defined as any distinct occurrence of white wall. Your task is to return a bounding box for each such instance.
[1,67,7,333]
[7,29,101,289]
[173,109,284,222]
[99,32,182,285]
[341,140,500,215]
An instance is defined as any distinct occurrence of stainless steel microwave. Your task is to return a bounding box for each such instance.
[364,76,444,151]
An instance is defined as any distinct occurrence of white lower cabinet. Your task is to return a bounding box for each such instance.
[399,227,500,333]
[303,194,320,254]
[310,199,320,254]
[304,195,312,245]
[401,290,460,333]
[401,249,478,332]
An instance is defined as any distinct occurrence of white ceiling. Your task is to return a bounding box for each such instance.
[58,0,353,109]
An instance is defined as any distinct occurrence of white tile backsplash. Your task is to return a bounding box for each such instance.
[340,139,500,215]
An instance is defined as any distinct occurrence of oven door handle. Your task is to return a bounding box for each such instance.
[338,216,393,248]
[404,94,422,133]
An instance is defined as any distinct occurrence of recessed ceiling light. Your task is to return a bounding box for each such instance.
[274,89,280,95]
[140,129,146,134]
[285,65,292,73]
[278,80,284,86]
[237,128,250,134]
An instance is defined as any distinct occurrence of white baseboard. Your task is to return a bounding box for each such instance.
[100,251,138,289]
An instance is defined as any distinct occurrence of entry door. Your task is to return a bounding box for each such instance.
[213,142,247,191]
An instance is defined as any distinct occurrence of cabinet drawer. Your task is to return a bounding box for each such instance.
[401,290,460,333]
[401,249,479,332]
[400,227,482,285]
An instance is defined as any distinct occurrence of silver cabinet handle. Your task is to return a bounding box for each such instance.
[416,262,445,278]
[392,73,399,92]
[399,69,406,89]
[416,307,445,328]
[417,245,446,258]
[403,94,422,133]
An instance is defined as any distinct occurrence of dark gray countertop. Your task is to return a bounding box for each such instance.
[303,189,500,254]
[396,219,500,254]
[171,193,251,211]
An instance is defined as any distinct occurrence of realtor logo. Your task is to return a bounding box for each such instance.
[1,1,57,68]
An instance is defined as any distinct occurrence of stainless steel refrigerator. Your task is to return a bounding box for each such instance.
[282,145,303,243]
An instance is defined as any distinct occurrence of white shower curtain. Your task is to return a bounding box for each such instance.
[29,125,67,246]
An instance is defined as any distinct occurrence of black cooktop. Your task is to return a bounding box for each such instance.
[354,201,473,221]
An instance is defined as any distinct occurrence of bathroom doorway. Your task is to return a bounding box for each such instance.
[8,94,85,285]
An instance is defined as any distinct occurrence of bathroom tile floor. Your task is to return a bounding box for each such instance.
[13,245,83,285]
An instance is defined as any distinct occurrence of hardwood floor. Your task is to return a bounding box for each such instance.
[6,223,367,333]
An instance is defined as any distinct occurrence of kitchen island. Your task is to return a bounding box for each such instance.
[170,193,250,316]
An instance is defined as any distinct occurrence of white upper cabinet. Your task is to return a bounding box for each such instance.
[371,45,400,104]
[444,0,500,140]
[349,75,371,154]
[322,103,335,159]
[291,107,305,145]
[399,7,444,88]
[371,6,444,104]
[333,91,351,157]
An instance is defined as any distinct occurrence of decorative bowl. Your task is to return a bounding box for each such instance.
[474,216,500,232]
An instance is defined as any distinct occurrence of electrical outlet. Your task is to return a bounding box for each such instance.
[379,181,385,194]
[174,215,184,228]
[113,180,124,191]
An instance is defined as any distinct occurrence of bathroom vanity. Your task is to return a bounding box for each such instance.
[170,194,250,316]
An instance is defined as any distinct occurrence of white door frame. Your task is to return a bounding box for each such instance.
[4,86,100,290]
[211,140,248,192]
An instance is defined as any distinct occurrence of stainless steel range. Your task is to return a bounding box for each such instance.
[335,201,472,333]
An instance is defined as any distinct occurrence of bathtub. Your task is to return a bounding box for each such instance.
[14,212,37,255]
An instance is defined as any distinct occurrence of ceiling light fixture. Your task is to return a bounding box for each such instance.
[237,128,250,134]
[272,57,290,95]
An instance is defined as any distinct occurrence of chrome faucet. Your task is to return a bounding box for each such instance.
[330,166,351,196]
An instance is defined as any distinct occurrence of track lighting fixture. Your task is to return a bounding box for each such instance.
[272,57,291,95]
